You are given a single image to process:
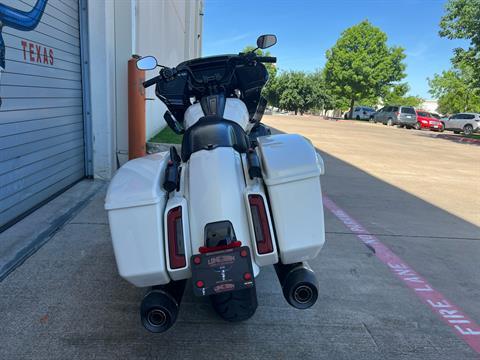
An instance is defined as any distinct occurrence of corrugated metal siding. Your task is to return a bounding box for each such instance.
[0,0,84,229]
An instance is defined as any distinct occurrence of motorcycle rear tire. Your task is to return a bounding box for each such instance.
[210,287,258,322]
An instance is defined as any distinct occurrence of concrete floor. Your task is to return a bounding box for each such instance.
[264,115,480,226]
[1,115,479,359]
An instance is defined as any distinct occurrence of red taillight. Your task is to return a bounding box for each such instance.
[248,195,273,254]
[167,206,186,269]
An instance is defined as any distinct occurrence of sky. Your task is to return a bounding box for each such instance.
[202,0,468,99]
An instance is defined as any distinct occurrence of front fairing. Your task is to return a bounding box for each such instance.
[155,54,268,123]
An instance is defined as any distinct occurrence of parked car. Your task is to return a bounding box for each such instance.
[415,110,444,131]
[442,113,480,136]
[371,106,417,127]
[351,106,376,120]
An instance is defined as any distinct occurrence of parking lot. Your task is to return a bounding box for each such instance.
[1,114,479,359]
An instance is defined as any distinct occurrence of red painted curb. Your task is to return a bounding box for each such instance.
[323,195,480,354]
[435,134,480,145]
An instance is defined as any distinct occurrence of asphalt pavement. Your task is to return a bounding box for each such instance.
[0,115,479,359]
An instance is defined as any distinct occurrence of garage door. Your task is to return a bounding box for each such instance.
[0,0,85,229]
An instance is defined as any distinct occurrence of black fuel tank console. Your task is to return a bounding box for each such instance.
[200,95,226,117]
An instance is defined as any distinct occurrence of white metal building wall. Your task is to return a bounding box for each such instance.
[87,0,204,173]
[138,0,204,141]
[0,0,85,229]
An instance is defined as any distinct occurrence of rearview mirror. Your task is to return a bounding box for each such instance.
[256,34,277,49]
[136,56,158,70]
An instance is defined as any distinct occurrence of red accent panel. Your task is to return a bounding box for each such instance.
[248,195,274,254]
[198,241,242,254]
[167,206,186,269]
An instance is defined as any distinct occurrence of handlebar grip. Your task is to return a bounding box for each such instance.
[143,75,162,88]
[257,56,277,63]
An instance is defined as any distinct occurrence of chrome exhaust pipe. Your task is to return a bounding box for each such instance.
[274,262,318,309]
[140,280,186,333]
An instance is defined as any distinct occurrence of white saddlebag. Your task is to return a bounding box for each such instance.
[105,153,170,287]
[257,134,325,264]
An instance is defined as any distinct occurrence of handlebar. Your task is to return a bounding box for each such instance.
[256,56,277,63]
[143,75,162,88]
[142,53,277,89]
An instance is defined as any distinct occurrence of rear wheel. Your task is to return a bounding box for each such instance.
[463,124,474,136]
[210,287,258,322]
[387,118,393,126]
[356,115,360,120]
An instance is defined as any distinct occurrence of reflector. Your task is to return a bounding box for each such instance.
[167,206,186,269]
[248,195,273,254]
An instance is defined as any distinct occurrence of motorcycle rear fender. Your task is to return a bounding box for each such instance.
[186,148,260,276]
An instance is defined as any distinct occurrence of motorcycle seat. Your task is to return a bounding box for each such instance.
[181,116,250,161]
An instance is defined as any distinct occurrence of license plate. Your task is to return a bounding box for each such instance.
[406,115,412,118]
[433,125,439,128]
[191,246,255,297]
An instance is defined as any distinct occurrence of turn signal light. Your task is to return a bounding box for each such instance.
[248,195,273,254]
[167,206,186,269]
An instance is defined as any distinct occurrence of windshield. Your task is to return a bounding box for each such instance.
[156,54,269,123]
[401,107,416,114]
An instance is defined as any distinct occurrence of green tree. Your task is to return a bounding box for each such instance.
[384,83,423,107]
[308,71,332,112]
[262,73,280,108]
[275,71,323,115]
[439,0,480,88]
[429,66,480,114]
[324,20,407,117]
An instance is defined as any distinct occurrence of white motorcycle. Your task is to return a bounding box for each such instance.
[105,35,326,333]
